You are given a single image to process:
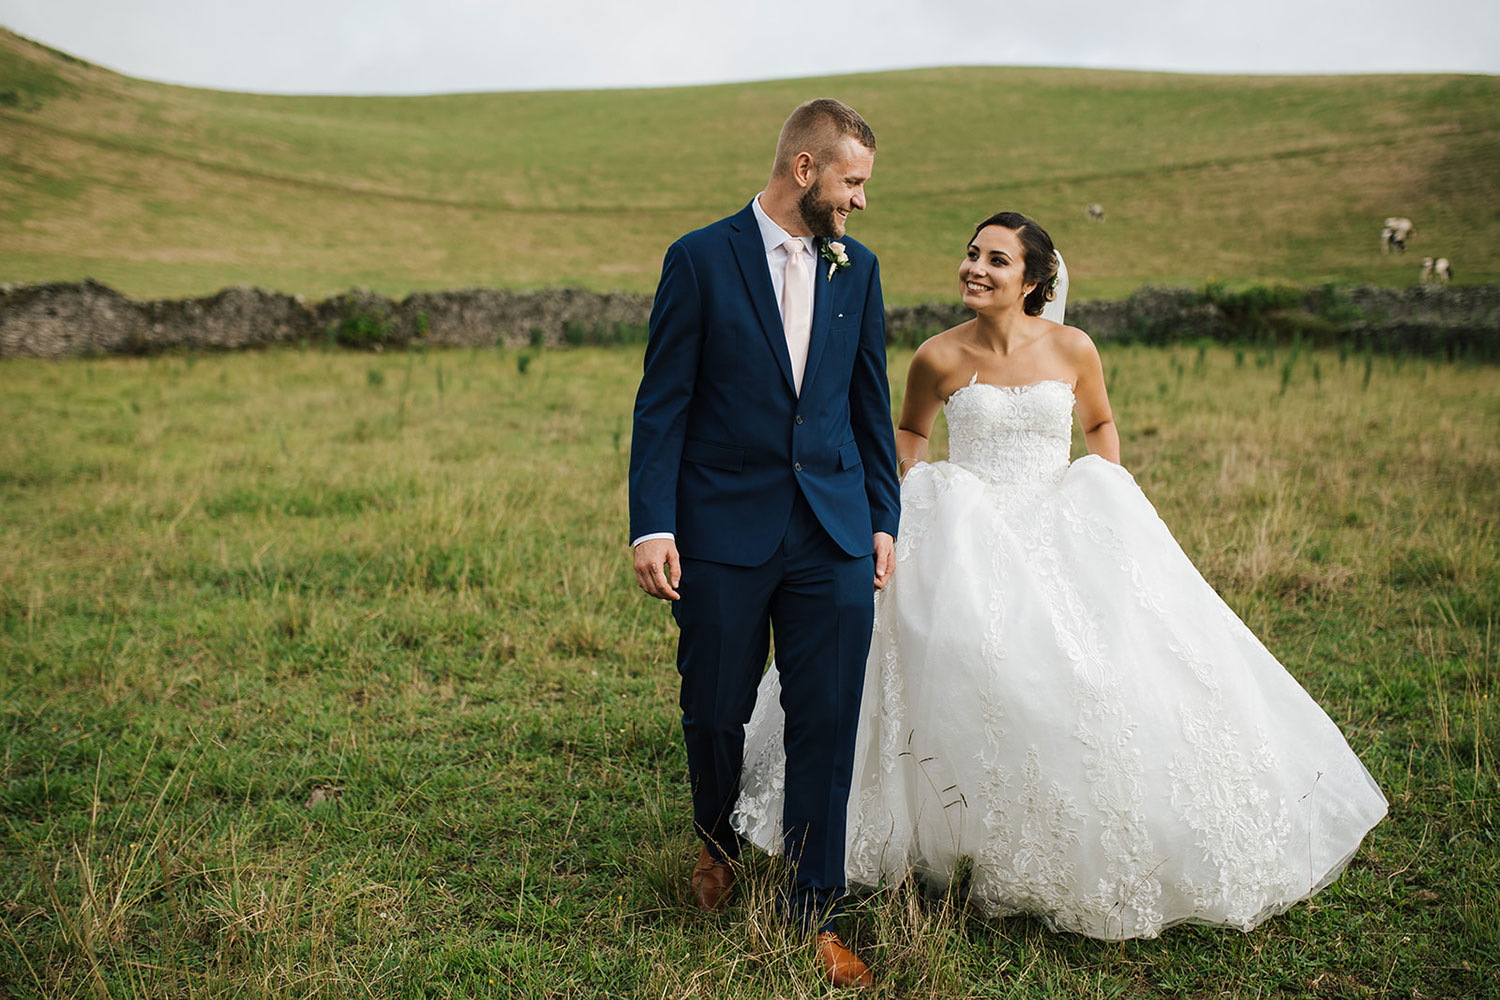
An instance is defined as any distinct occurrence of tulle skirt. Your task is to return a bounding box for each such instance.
[733,456,1387,939]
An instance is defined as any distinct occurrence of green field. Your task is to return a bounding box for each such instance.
[2,343,1495,997]
[2,29,1499,304]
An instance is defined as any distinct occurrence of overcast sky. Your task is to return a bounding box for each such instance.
[2,0,1496,95]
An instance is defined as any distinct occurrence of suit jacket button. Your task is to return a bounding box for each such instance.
[794,462,803,472]
[795,415,803,425]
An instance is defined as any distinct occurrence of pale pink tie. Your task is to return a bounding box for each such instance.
[781,238,811,395]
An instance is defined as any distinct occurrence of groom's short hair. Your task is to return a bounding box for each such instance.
[772,99,876,177]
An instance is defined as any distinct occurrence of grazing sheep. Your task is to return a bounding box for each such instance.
[1382,216,1415,254]
[1419,257,1452,284]
[1086,203,1105,222]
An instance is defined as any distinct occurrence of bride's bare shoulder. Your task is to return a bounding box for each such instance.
[1051,322,1100,358]
[906,324,974,403]
[910,322,974,370]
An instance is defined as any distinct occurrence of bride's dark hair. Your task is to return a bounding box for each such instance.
[971,212,1059,317]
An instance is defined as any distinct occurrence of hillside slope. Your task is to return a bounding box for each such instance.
[2,29,1496,302]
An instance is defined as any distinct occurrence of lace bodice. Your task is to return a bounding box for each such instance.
[944,378,1075,487]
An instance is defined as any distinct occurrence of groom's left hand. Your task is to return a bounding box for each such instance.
[872,532,894,590]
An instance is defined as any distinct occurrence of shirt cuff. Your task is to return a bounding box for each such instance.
[632,532,675,548]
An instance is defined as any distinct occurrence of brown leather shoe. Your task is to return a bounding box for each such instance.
[815,932,874,989]
[690,845,736,911]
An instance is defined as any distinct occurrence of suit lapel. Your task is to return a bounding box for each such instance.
[728,206,796,393]
[801,239,836,393]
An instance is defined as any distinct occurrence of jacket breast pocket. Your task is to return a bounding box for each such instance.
[683,439,744,472]
[838,441,862,470]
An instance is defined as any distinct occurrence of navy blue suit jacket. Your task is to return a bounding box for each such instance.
[629,201,900,567]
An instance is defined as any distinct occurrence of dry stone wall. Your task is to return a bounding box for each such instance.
[1,280,1496,359]
[0,281,314,357]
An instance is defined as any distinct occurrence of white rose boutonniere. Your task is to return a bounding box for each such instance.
[820,240,851,282]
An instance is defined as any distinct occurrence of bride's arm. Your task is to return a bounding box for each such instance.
[895,344,947,479]
[894,429,928,480]
[1068,329,1121,464]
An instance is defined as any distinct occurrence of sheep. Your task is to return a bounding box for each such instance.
[1419,257,1452,284]
[1086,203,1105,223]
[1382,217,1414,254]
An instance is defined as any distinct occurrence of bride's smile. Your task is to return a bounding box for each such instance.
[959,225,1035,310]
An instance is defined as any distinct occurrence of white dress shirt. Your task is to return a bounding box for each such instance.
[632,195,816,550]
[751,193,817,328]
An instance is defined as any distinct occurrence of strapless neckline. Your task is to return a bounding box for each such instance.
[945,377,1075,405]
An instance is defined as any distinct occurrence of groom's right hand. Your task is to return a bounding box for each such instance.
[633,538,682,601]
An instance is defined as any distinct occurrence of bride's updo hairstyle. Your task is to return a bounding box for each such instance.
[971,211,1059,317]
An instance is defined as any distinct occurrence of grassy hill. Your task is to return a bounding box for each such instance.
[2,28,1497,304]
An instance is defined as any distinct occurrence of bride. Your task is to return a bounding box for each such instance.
[733,212,1388,940]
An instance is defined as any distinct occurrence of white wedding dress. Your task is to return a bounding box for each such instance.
[732,375,1388,940]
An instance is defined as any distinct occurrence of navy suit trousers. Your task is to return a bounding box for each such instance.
[672,488,874,929]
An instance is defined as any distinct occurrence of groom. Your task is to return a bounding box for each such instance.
[629,99,899,987]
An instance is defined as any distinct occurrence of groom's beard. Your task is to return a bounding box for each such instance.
[797,177,842,239]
